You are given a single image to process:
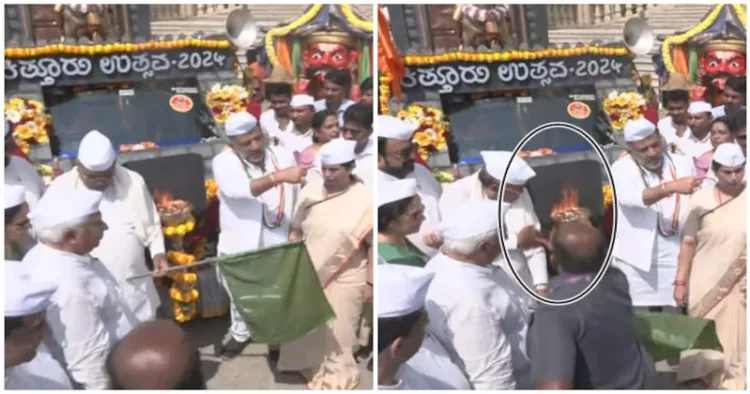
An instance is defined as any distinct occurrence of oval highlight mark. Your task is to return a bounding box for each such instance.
[497,121,618,307]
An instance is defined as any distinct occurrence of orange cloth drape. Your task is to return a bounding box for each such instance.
[275,39,294,79]
[671,46,690,77]
[377,7,405,100]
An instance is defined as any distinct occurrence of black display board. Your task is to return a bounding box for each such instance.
[124,153,207,215]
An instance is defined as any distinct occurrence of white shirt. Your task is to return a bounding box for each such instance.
[438,172,483,214]
[399,333,473,390]
[22,243,140,389]
[212,146,299,255]
[314,99,355,126]
[424,255,532,390]
[712,105,745,118]
[259,109,294,141]
[657,117,692,146]
[354,138,374,188]
[378,165,442,257]
[5,343,73,390]
[277,126,314,153]
[497,189,548,287]
[5,156,45,208]
[677,131,712,159]
[610,153,695,306]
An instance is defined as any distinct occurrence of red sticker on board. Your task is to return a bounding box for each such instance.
[567,101,591,120]
[169,95,194,113]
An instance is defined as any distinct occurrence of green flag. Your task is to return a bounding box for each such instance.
[634,312,724,361]
[217,241,335,344]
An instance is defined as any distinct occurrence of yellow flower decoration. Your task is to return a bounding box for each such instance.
[205,84,251,124]
[396,104,451,161]
[602,91,647,131]
[603,184,613,207]
[4,97,51,149]
[5,39,231,59]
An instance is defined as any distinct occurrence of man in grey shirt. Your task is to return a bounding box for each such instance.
[527,221,659,389]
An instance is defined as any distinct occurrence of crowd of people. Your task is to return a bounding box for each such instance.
[5,67,375,389]
[376,74,746,390]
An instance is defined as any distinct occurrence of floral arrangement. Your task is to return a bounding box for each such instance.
[5,39,230,59]
[396,104,449,161]
[603,184,613,208]
[379,75,392,115]
[205,84,250,124]
[433,170,455,183]
[205,179,219,202]
[4,97,51,154]
[402,46,629,66]
[602,91,647,131]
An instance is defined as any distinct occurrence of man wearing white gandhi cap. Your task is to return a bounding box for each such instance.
[377,115,443,257]
[377,263,471,390]
[22,188,139,389]
[46,129,168,324]
[276,94,316,153]
[4,121,46,209]
[424,201,532,390]
[610,117,702,312]
[279,137,374,383]
[212,111,305,359]
[676,101,714,158]
[4,260,73,390]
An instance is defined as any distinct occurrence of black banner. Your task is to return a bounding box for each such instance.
[401,55,632,94]
[5,48,235,86]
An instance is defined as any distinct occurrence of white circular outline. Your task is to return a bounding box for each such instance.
[497,121,619,307]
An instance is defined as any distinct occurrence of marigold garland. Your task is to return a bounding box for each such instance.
[339,5,374,32]
[4,97,51,154]
[396,104,449,161]
[379,75,392,114]
[162,217,196,237]
[205,84,250,124]
[602,91,647,131]
[4,39,231,59]
[264,5,323,67]
[661,4,745,75]
[402,46,629,66]
[603,184,613,208]
[205,179,219,201]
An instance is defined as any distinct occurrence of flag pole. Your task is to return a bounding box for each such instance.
[126,257,219,281]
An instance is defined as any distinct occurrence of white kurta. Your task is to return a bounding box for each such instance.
[424,255,532,390]
[676,132,712,159]
[495,189,548,287]
[22,243,139,389]
[45,168,165,323]
[277,126,314,153]
[314,99,355,126]
[354,138,374,188]
[378,165,442,257]
[438,171,488,214]
[5,343,73,390]
[259,109,294,142]
[5,156,46,208]
[399,332,473,390]
[212,146,299,342]
[657,117,692,146]
[611,153,695,306]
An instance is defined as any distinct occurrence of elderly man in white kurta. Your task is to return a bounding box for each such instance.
[495,152,549,295]
[5,261,73,390]
[23,188,139,389]
[439,150,509,212]
[377,263,471,390]
[5,122,45,208]
[212,111,306,359]
[611,118,701,311]
[424,200,532,390]
[377,115,443,257]
[45,130,167,323]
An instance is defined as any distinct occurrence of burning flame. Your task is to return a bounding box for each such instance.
[551,185,580,216]
[153,189,175,208]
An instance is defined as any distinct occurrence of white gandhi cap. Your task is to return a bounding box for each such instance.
[713,143,745,168]
[688,101,712,115]
[439,200,498,240]
[225,112,259,137]
[29,188,103,231]
[506,155,536,185]
[290,94,315,108]
[5,261,58,317]
[623,118,657,143]
[377,115,418,141]
[319,138,357,165]
[377,263,435,318]
[480,151,512,181]
[378,178,417,207]
[78,130,116,172]
[4,184,26,209]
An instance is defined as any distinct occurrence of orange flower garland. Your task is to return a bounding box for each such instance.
[402,46,629,66]
[603,91,647,131]
[4,39,231,59]
[4,97,51,154]
[396,104,450,161]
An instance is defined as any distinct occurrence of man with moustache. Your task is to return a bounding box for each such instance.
[712,76,746,118]
[314,69,356,126]
[611,118,702,314]
[259,67,296,144]
[678,101,714,159]
[657,75,693,147]
[211,111,307,359]
[277,94,316,154]
[343,103,374,187]
[377,115,443,257]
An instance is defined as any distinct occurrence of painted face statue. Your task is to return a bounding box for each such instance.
[699,45,746,92]
[302,38,358,83]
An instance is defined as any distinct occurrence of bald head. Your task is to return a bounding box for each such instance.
[107,319,205,389]
[552,221,606,274]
